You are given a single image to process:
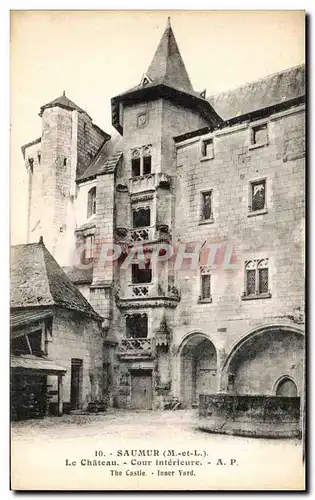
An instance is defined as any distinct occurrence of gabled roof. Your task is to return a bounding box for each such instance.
[208,64,305,122]
[10,242,101,319]
[39,91,89,118]
[78,133,123,182]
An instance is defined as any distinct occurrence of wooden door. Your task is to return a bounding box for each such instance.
[131,371,152,409]
[70,359,82,409]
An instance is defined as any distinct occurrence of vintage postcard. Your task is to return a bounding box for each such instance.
[10,10,306,491]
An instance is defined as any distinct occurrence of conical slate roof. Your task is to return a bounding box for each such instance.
[10,241,100,318]
[145,17,193,93]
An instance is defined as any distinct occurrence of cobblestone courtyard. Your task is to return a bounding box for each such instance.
[11,410,304,490]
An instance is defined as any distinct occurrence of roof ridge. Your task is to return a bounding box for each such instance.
[208,63,305,99]
[40,244,56,306]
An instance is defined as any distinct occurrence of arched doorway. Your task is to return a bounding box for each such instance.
[180,334,217,408]
[222,325,304,395]
[275,377,298,397]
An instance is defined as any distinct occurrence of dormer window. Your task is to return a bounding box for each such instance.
[87,187,96,218]
[140,73,152,87]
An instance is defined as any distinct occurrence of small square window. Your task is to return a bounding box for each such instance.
[201,138,214,159]
[132,263,152,284]
[201,190,213,221]
[250,180,266,212]
[133,208,150,228]
[251,123,268,146]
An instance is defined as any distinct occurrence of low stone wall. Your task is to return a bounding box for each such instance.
[198,394,301,438]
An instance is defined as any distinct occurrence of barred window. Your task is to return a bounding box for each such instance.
[132,262,152,284]
[201,190,213,221]
[244,259,269,297]
[250,180,266,212]
[199,267,212,302]
[201,275,211,299]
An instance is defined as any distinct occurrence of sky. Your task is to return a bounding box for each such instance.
[10,10,305,244]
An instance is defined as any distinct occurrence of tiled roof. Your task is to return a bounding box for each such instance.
[39,92,88,117]
[208,64,305,121]
[74,220,96,233]
[78,133,123,182]
[11,354,67,374]
[10,242,101,318]
[63,265,93,285]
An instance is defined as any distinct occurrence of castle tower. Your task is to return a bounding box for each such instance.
[22,92,109,267]
[103,18,223,409]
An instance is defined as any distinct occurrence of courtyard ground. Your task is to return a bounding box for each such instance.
[11,410,305,491]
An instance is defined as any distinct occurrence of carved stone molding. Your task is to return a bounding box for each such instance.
[116,296,180,310]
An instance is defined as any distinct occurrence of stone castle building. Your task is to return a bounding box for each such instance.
[21,18,305,411]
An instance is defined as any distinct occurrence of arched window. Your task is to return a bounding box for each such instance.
[87,187,96,218]
[276,377,298,397]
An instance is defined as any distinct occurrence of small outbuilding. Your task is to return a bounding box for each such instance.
[10,240,105,419]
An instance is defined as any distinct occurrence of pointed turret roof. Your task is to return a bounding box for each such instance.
[39,91,89,118]
[111,18,223,134]
[145,17,193,93]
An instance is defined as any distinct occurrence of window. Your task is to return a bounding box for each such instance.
[251,123,268,147]
[12,331,42,356]
[126,314,148,338]
[131,157,141,177]
[201,138,214,159]
[199,267,212,302]
[131,145,152,177]
[84,235,95,260]
[28,157,34,172]
[37,152,41,164]
[133,208,150,228]
[87,187,96,218]
[243,259,270,298]
[143,155,151,175]
[250,179,266,212]
[201,190,213,221]
[132,262,152,284]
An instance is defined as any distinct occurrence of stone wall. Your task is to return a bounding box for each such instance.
[172,105,305,360]
[198,394,301,437]
[76,114,106,178]
[47,308,104,408]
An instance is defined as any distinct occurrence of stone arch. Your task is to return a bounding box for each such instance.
[178,331,218,408]
[274,375,298,397]
[221,324,304,395]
